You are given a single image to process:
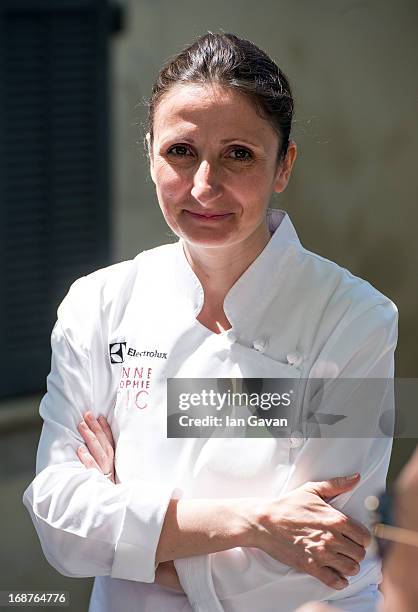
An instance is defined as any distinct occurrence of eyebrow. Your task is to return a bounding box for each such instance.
[219,138,260,147]
[160,136,261,148]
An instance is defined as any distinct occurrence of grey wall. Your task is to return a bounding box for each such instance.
[1,1,417,610]
[111,0,418,377]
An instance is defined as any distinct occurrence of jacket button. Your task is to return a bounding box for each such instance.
[289,431,304,448]
[253,337,267,353]
[287,351,302,367]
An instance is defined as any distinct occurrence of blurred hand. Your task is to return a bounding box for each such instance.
[394,443,418,532]
[383,444,418,611]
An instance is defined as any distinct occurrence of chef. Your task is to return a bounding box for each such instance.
[23,32,397,612]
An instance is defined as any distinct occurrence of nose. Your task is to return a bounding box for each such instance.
[190,160,223,205]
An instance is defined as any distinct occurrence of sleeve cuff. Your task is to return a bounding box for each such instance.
[174,555,224,612]
[111,482,182,582]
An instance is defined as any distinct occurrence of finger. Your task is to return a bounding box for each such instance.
[97,415,115,450]
[310,566,348,590]
[333,533,366,563]
[322,552,360,577]
[310,474,360,499]
[83,411,114,456]
[77,420,109,469]
[76,445,101,471]
[339,515,371,548]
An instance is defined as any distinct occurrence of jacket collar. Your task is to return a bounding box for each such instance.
[172,209,301,330]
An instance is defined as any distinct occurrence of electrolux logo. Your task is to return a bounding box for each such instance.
[109,341,168,364]
[109,342,127,364]
[127,347,168,359]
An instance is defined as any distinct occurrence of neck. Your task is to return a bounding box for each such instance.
[183,223,271,305]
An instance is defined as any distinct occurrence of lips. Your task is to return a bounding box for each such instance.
[185,210,233,219]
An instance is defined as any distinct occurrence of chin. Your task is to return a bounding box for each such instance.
[181,231,236,248]
[178,227,236,247]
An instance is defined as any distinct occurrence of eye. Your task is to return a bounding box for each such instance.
[228,147,253,161]
[167,144,194,157]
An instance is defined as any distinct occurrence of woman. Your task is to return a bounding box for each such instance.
[23,32,397,612]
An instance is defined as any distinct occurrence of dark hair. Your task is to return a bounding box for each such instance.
[146,32,294,162]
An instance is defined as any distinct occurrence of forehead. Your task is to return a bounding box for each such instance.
[152,83,277,145]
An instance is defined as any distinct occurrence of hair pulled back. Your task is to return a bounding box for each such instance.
[146,32,294,161]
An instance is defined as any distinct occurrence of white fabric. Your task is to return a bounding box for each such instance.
[22,209,397,612]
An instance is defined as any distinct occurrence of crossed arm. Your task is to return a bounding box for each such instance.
[76,411,369,593]
[24,278,396,608]
[74,299,398,608]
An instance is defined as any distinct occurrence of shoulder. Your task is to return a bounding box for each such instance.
[57,242,178,343]
[291,242,398,326]
[60,242,177,305]
[288,244,398,376]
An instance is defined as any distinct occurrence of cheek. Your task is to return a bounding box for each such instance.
[233,178,271,210]
[154,165,188,203]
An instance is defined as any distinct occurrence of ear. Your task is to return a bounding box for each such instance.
[273,140,297,194]
[146,132,156,183]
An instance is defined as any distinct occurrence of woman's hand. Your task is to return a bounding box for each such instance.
[246,474,370,590]
[76,411,116,483]
[75,413,185,593]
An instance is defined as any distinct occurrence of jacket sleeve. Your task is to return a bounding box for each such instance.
[22,278,179,582]
[174,300,398,612]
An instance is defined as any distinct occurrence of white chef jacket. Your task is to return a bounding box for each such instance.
[22,209,398,612]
